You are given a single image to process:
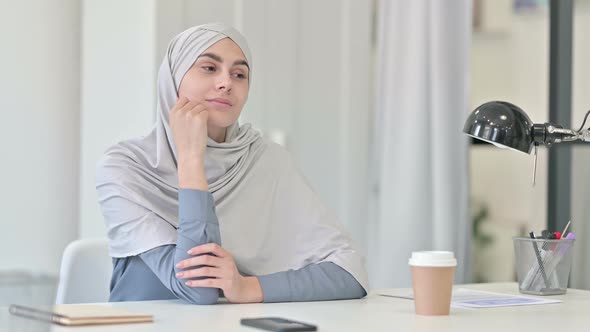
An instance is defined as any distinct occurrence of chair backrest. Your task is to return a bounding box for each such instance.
[55,238,112,304]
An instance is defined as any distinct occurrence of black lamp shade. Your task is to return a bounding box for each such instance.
[463,101,534,154]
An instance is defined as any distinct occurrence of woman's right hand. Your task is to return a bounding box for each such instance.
[170,96,209,190]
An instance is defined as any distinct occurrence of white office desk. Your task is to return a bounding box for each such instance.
[5,282,590,332]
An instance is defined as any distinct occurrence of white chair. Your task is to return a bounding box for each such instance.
[55,238,112,304]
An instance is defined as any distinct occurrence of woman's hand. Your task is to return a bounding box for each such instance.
[175,243,264,304]
[169,96,209,190]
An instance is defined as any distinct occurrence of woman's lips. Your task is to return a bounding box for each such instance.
[207,98,232,108]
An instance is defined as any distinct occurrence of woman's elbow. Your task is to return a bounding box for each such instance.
[356,287,368,299]
[188,290,219,305]
[181,287,219,305]
[350,277,368,299]
[341,283,367,300]
[172,280,219,304]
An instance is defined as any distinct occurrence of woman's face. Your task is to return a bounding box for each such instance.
[178,38,250,130]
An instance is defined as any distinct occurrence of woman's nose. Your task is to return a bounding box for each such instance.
[215,73,232,92]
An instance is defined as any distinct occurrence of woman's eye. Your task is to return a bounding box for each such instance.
[232,73,248,79]
[201,66,215,72]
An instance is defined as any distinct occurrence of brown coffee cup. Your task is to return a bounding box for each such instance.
[409,251,457,316]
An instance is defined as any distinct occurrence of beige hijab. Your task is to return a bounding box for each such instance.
[96,23,368,291]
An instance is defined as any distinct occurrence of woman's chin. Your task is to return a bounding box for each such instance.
[208,116,239,129]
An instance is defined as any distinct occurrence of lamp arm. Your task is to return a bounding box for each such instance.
[546,125,578,143]
[579,129,590,142]
[531,111,590,145]
[533,122,590,146]
[576,110,590,142]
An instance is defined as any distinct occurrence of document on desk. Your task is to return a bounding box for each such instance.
[378,288,562,308]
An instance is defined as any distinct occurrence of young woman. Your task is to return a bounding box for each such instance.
[96,23,367,304]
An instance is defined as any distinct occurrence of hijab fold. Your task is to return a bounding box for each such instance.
[96,23,368,291]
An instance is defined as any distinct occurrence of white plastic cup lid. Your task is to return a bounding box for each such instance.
[408,251,457,267]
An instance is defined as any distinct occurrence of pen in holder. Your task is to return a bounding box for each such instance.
[513,236,575,295]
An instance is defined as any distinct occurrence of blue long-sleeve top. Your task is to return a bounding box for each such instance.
[109,189,366,304]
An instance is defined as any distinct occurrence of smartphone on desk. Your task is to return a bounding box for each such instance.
[240,317,317,331]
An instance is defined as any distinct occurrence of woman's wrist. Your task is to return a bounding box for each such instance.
[243,276,264,303]
[178,158,208,190]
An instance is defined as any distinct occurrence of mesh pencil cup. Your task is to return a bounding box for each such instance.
[513,237,575,295]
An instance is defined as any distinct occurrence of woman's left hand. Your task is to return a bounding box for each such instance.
[175,243,264,303]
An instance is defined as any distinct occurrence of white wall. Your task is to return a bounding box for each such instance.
[0,0,81,275]
[79,0,160,238]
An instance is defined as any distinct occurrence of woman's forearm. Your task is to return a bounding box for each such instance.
[257,261,367,303]
[140,189,221,304]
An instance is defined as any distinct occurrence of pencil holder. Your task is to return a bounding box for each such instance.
[513,237,575,295]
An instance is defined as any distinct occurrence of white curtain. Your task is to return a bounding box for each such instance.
[368,0,472,288]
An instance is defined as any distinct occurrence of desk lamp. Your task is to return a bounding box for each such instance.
[463,101,590,184]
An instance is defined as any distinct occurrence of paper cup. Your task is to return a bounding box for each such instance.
[409,251,457,316]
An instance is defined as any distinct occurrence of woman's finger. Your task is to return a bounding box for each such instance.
[176,96,190,106]
[176,253,224,269]
[173,96,190,111]
[179,100,198,113]
[187,243,227,258]
[176,266,224,279]
[189,103,207,114]
[185,278,227,289]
